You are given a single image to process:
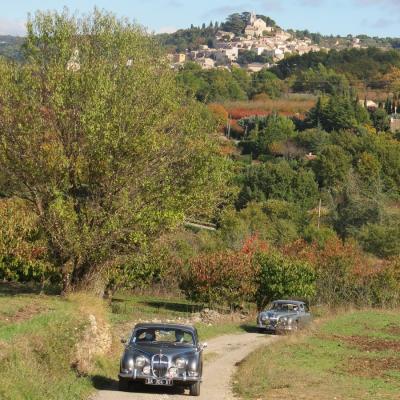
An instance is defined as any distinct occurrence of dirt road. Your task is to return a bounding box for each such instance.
[93,332,279,400]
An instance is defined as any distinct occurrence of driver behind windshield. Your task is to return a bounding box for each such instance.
[133,328,194,345]
[270,303,297,311]
[175,330,185,343]
[136,329,155,342]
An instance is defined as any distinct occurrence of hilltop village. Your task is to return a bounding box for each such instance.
[166,12,363,72]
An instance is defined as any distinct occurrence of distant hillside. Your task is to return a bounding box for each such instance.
[0,36,24,61]
[288,30,400,50]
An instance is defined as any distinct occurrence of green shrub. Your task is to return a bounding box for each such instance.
[366,258,400,307]
[253,251,316,309]
[303,225,337,247]
[358,222,400,258]
[0,198,55,286]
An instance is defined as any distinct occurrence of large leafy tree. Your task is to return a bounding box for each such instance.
[313,145,352,188]
[292,64,349,95]
[0,9,229,294]
[237,161,319,210]
[307,94,371,132]
[257,114,297,153]
[383,67,400,96]
[251,69,284,99]
[177,63,248,103]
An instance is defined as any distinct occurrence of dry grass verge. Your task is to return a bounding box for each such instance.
[233,309,400,400]
[0,286,110,400]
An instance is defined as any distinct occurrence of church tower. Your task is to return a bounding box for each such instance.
[250,12,257,25]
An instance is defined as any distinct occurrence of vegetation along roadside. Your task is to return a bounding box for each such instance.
[234,309,400,400]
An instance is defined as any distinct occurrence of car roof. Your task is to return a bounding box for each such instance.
[133,323,197,334]
[273,300,305,305]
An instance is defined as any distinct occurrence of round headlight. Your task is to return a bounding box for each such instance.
[143,365,151,375]
[135,356,146,368]
[175,358,186,369]
[169,367,178,378]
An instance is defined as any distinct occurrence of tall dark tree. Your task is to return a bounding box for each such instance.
[222,13,247,35]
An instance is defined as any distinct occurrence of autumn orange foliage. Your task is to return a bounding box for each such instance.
[281,237,400,306]
[181,250,256,308]
[208,103,228,131]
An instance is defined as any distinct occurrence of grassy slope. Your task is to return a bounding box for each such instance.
[234,310,400,400]
[0,284,96,400]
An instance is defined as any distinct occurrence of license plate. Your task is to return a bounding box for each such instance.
[145,378,173,386]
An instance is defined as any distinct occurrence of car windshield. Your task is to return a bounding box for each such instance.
[269,302,299,312]
[132,328,195,346]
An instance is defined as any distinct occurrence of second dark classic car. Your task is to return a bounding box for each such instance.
[119,323,206,396]
[257,300,312,333]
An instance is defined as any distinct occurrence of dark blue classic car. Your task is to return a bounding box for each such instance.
[119,323,206,396]
[257,300,312,333]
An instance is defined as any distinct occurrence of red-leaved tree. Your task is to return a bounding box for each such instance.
[181,251,257,309]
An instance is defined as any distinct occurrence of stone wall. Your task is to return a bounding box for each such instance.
[73,314,112,375]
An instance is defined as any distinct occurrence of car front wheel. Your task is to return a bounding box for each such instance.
[189,381,201,396]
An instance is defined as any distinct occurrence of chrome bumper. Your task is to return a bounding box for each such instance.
[258,322,294,331]
[119,370,201,383]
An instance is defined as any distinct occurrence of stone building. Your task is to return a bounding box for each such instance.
[244,12,272,38]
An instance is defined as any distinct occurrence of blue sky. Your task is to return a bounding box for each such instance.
[0,0,399,37]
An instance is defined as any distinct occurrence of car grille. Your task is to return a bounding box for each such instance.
[151,354,169,377]
[265,318,277,327]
